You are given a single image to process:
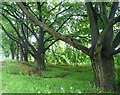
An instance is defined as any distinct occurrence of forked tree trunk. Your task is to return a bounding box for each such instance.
[91,51,117,91]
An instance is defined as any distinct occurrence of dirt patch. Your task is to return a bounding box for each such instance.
[43,73,70,78]
[11,69,70,78]
[0,61,7,66]
[21,63,33,68]
[11,72,20,75]
[28,70,43,76]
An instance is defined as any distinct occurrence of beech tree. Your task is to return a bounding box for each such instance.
[15,2,120,91]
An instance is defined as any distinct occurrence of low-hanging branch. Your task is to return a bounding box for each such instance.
[16,2,90,56]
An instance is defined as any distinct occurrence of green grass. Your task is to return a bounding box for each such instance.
[1,58,104,93]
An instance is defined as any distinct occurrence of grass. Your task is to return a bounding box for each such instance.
[1,58,105,93]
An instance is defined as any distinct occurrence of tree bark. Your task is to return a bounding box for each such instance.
[16,43,19,60]
[10,43,15,59]
[35,53,46,71]
[20,50,23,60]
[24,50,28,61]
[91,45,117,91]
[35,2,46,71]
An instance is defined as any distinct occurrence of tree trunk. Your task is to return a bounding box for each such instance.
[24,51,28,61]
[11,51,15,59]
[35,53,46,71]
[16,43,19,60]
[91,51,117,91]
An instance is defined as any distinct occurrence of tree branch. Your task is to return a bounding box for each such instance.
[1,7,39,42]
[111,47,120,55]
[85,2,99,47]
[21,23,37,54]
[16,2,90,56]
[112,31,120,49]
[55,5,72,18]
[23,23,39,42]
[100,2,109,26]
[98,16,120,45]
[109,2,119,21]
[48,1,63,14]
[56,16,71,32]
[45,39,59,51]
[0,23,20,44]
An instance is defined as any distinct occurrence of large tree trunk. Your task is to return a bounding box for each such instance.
[35,53,46,71]
[91,48,117,91]
[34,2,46,71]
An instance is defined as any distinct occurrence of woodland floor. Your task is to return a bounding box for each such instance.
[0,58,108,93]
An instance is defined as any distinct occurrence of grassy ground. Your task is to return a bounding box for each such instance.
[1,58,105,93]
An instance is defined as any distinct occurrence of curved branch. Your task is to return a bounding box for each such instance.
[1,7,39,42]
[0,23,20,44]
[1,12,37,57]
[109,2,119,20]
[55,5,72,18]
[16,2,90,56]
[111,47,120,55]
[100,2,109,25]
[98,16,120,45]
[0,22,36,58]
[45,39,59,51]
[112,31,120,49]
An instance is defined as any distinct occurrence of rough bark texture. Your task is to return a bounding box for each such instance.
[91,51,117,91]
[35,2,46,71]
[35,54,46,71]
